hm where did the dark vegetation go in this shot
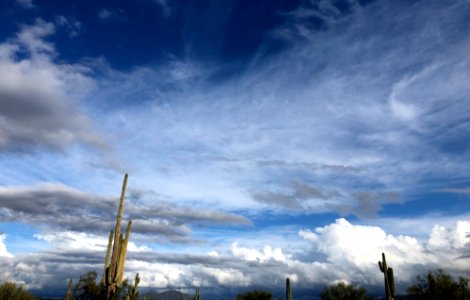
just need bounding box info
[2,175,470,300]
[319,282,374,300]
[407,269,470,300]
[2,270,470,300]
[0,282,35,300]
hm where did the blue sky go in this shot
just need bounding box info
[0,0,470,297]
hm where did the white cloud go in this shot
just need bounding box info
[34,232,109,252]
[15,19,55,55]
[389,97,417,121]
[34,231,151,253]
[300,218,470,283]
[231,242,289,263]
[0,234,13,258]
[126,259,250,288]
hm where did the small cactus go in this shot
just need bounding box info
[127,273,140,300]
[378,252,396,300]
[286,277,292,300]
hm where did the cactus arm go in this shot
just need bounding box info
[118,220,132,283]
[129,273,140,300]
[379,252,387,272]
[103,229,114,283]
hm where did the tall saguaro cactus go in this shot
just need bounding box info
[193,288,200,300]
[378,252,396,300]
[64,279,72,300]
[286,277,292,300]
[104,174,132,300]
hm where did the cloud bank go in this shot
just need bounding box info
[1,217,470,295]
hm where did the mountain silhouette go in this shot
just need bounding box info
[141,289,193,300]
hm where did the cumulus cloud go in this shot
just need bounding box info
[0,19,104,153]
[131,218,470,291]
[231,242,288,263]
[299,218,470,284]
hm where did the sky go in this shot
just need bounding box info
[0,0,470,298]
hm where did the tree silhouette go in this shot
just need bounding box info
[407,269,470,300]
[0,282,35,300]
[319,282,374,300]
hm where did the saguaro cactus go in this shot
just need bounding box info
[104,174,132,300]
[127,273,140,300]
[286,277,292,300]
[378,252,396,300]
[193,288,200,300]
[64,279,72,300]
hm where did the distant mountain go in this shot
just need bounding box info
[141,289,193,300]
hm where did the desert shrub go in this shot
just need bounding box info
[407,269,470,300]
[319,282,374,300]
[73,270,105,300]
[0,281,35,300]
[73,270,131,300]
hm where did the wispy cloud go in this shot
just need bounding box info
[97,8,126,22]
[55,16,82,37]
[84,0,470,216]
[15,0,34,9]
[153,0,171,17]
[435,188,470,195]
